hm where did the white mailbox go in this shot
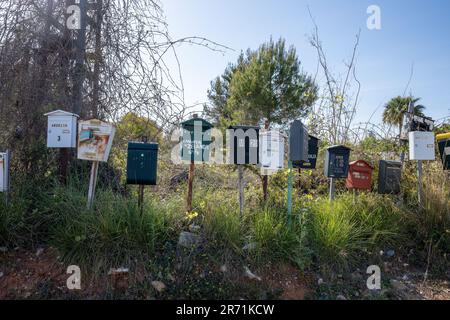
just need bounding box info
[260,130,285,171]
[45,110,79,148]
[0,151,10,193]
[409,131,436,161]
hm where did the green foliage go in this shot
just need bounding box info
[382,96,426,131]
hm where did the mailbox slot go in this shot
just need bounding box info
[127,142,158,185]
[346,160,374,190]
[324,145,351,178]
[289,120,308,164]
[378,160,402,195]
[228,125,259,165]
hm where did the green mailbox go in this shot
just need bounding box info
[181,118,214,162]
[127,142,158,185]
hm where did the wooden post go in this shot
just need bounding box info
[417,160,423,208]
[287,160,293,226]
[238,165,244,219]
[4,150,11,206]
[187,160,195,213]
[59,148,69,184]
[138,185,144,215]
[353,188,357,204]
[87,161,99,210]
[329,178,336,201]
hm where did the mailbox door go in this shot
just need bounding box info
[47,117,73,148]
[378,161,401,194]
[290,121,308,163]
[127,144,158,185]
[297,136,319,169]
[328,151,349,178]
[438,139,450,170]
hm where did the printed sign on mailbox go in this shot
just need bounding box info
[77,120,115,162]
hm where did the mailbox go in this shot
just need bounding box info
[324,145,351,178]
[228,125,259,165]
[378,160,402,195]
[289,120,308,164]
[437,133,450,170]
[44,110,79,148]
[346,160,374,190]
[260,130,285,170]
[77,119,116,162]
[295,135,319,169]
[409,131,435,161]
[127,142,158,185]
[181,118,213,162]
[0,151,10,193]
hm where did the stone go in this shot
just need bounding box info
[0,272,4,278]
[178,232,200,248]
[242,242,257,251]
[36,248,44,257]
[189,224,201,233]
[244,267,261,281]
[108,267,129,275]
[336,295,347,300]
[151,281,166,293]
[318,278,324,285]
[220,265,228,273]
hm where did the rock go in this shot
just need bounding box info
[402,275,410,281]
[188,224,201,233]
[379,250,384,256]
[0,272,4,278]
[0,247,7,253]
[317,278,324,285]
[178,232,200,248]
[242,242,257,251]
[386,250,395,258]
[108,267,129,275]
[151,281,166,293]
[336,295,347,300]
[36,248,44,257]
[220,265,228,273]
[244,266,262,281]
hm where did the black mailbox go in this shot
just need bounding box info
[324,145,351,178]
[378,160,402,194]
[437,134,450,170]
[228,125,259,165]
[289,120,308,164]
[296,135,319,169]
[181,118,214,162]
[127,142,158,185]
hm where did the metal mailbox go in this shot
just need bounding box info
[409,131,435,161]
[346,160,374,190]
[437,133,450,170]
[77,119,116,162]
[324,145,351,178]
[127,142,158,185]
[44,110,79,148]
[228,125,259,165]
[0,151,10,192]
[260,130,285,170]
[181,118,213,163]
[289,120,308,164]
[378,160,402,195]
[295,135,319,169]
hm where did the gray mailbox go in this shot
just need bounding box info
[378,160,402,195]
[324,145,351,178]
[289,120,308,164]
[295,135,320,169]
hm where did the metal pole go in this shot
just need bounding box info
[329,178,336,201]
[417,160,423,208]
[138,185,144,215]
[238,165,244,219]
[187,160,195,213]
[5,150,10,206]
[287,160,293,226]
[87,161,99,209]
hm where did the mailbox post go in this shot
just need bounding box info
[0,150,11,204]
[324,145,351,201]
[181,116,214,213]
[227,125,260,219]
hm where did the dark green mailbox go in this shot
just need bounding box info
[181,118,214,162]
[324,145,351,178]
[127,142,158,185]
[378,160,401,194]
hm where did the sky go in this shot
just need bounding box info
[161,0,450,126]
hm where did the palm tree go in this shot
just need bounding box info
[382,96,426,135]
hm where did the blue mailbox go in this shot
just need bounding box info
[324,145,351,178]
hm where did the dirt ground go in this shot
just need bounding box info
[0,247,448,300]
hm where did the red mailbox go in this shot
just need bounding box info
[346,160,374,190]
